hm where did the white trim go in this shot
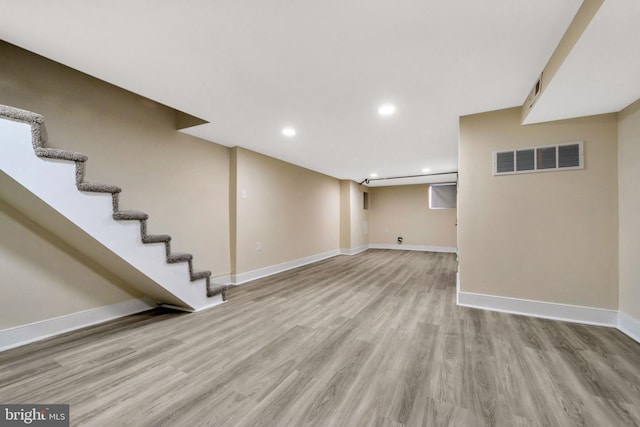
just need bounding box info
[0,297,157,352]
[160,304,196,313]
[618,311,640,344]
[161,297,225,313]
[457,291,618,327]
[340,245,369,256]
[210,275,232,286]
[369,243,457,253]
[232,249,341,285]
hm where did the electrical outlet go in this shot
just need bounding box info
[256,242,262,251]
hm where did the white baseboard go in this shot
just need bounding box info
[618,311,640,343]
[0,297,157,352]
[161,293,226,313]
[340,245,369,255]
[369,243,457,253]
[232,249,341,285]
[211,275,232,286]
[457,291,618,327]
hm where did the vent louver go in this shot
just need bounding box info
[494,142,583,176]
[558,144,581,168]
[496,151,514,173]
[516,149,535,171]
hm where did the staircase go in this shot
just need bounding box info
[0,104,227,311]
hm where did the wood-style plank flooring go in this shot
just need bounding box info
[1,250,639,426]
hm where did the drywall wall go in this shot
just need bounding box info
[368,184,457,249]
[340,180,369,253]
[0,40,231,278]
[459,107,618,309]
[233,148,340,274]
[350,182,369,250]
[0,200,141,329]
[339,181,352,249]
[339,180,369,251]
[618,98,640,321]
[229,148,239,274]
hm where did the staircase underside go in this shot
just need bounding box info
[0,171,186,306]
[0,106,226,311]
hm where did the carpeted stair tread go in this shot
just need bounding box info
[190,270,212,281]
[77,182,122,194]
[113,210,149,221]
[35,147,87,162]
[0,105,44,124]
[142,234,172,244]
[207,285,228,299]
[167,253,193,263]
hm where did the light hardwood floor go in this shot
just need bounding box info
[1,250,639,426]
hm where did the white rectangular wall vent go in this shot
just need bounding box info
[493,141,583,176]
[429,183,457,209]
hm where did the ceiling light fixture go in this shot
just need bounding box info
[378,104,396,116]
[282,127,296,137]
[422,168,431,173]
[369,173,378,178]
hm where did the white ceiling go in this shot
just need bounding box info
[525,0,640,124]
[4,0,633,183]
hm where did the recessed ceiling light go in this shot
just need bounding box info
[282,127,296,137]
[378,104,396,116]
[422,168,431,173]
[370,173,378,178]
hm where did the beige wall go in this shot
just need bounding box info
[339,181,369,251]
[0,201,141,329]
[369,185,457,249]
[233,148,340,274]
[618,99,640,320]
[350,182,369,249]
[0,41,231,279]
[339,181,351,249]
[459,107,618,308]
[229,148,239,273]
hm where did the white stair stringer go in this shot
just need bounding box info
[0,113,223,312]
